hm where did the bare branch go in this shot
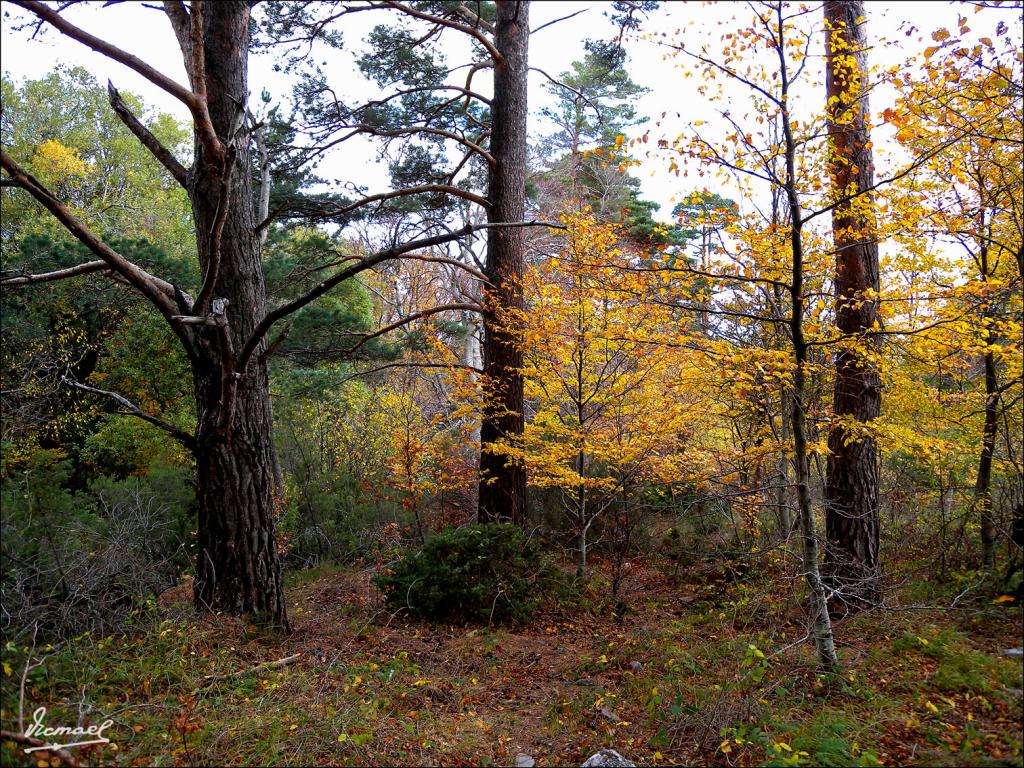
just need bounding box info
[463,61,493,110]
[198,653,302,687]
[64,372,196,451]
[189,0,207,101]
[0,260,110,286]
[354,124,496,167]
[379,0,502,63]
[12,0,225,169]
[12,1,192,102]
[238,219,559,372]
[444,146,479,187]
[362,83,492,112]
[0,731,83,768]
[237,223,474,371]
[663,39,783,108]
[258,183,489,231]
[337,361,482,387]
[531,67,605,124]
[193,146,237,314]
[1,150,184,324]
[453,2,495,34]
[161,0,192,71]
[401,252,489,283]
[107,81,189,187]
[346,302,481,357]
[531,9,588,36]
[261,322,292,362]
[252,113,272,247]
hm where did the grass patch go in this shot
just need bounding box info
[2,561,1020,767]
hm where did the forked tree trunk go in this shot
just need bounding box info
[479,0,530,524]
[188,2,288,629]
[823,0,882,610]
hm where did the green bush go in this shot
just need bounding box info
[374,523,553,623]
[275,466,411,569]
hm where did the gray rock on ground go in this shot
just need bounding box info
[1001,647,1023,658]
[581,748,636,767]
[515,754,536,768]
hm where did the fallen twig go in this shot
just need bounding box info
[0,730,84,768]
[198,653,302,686]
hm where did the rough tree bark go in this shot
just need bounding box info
[479,0,530,524]
[4,0,520,629]
[174,2,289,627]
[823,0,883,610]
[2,0,290,629]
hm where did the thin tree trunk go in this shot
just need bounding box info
[823,0,882,609]
[975,344,999,571]
[971,229,1002,572]
[779,13,840,670]
[189,1,288,629]
[463,312,483,443]
[577,517,590,580]
[270,433,285,503]
[938,471,953,580]
[776,385,794,539]
[575,447,588,579]
[479,0,530,524]
[792,357,839,671]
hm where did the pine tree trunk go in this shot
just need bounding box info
[823,0,882,609]
[188,1,288,629]
[193,369,287,627]
[479,0,530,524]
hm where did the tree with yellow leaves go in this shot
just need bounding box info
[658,0,848,669]
[885,26,1023,571]
[498,212,697,581]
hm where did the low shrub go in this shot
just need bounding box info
[0,453,193,641]
[374,523,554,623]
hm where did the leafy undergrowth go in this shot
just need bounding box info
[2,558,1021,767]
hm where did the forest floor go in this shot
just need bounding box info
[2,555,1022,767]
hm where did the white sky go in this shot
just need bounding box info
[2,1,1020,224]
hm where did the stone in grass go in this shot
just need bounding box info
[581,749,636,767]
[1001,647,1023,658]
[515,754,536,768]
